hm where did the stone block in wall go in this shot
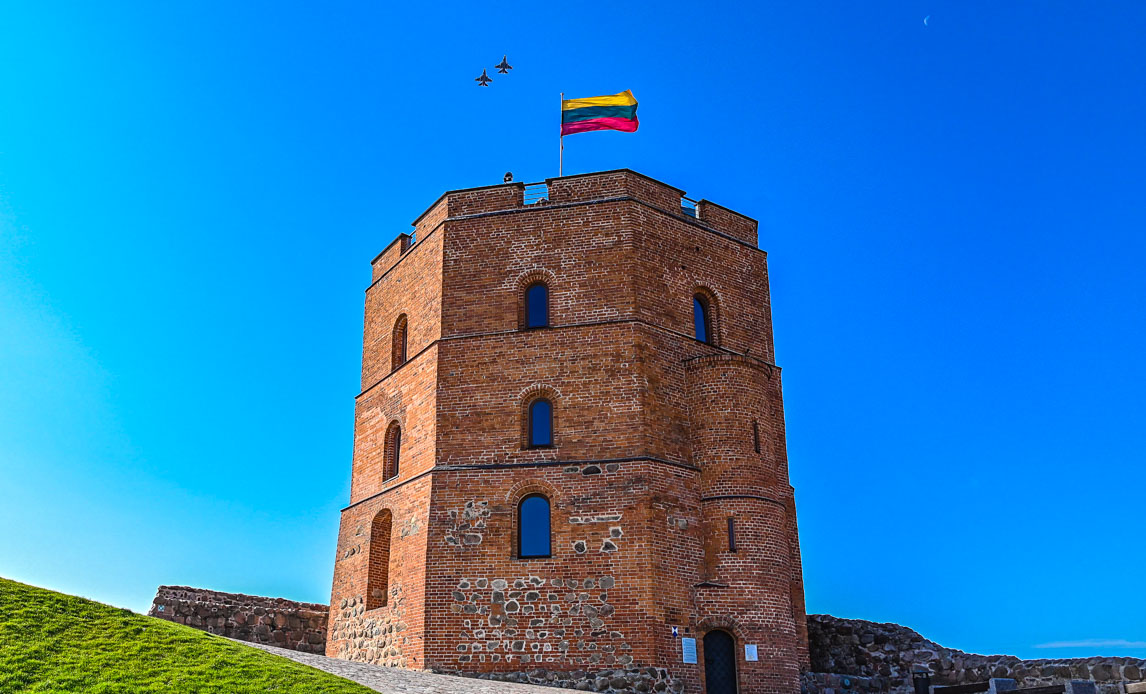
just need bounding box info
[1125,683,1146,694]
[988,679,1017,694]
[1066,681,1097,694]
[802,671,894,694]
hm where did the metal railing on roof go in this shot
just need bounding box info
[521,184,702,218]
[680,196,698,218]
[523,182,549,205]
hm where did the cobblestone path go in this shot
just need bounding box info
[237,641,556,693]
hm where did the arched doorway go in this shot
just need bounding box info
[703,629,737,694]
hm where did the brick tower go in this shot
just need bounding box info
[327,170,809,694]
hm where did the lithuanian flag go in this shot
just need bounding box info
[561,90,639,136]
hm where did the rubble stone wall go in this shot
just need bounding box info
[148,585,328,653]
[806,614,1145,694]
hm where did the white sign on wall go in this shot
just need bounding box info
[745,644,759,661]
[681,637,698,664]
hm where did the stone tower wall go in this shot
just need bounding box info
[327,475,431,669]
[326,198,444,669]
[329,170,808,694]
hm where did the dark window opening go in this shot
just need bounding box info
[518,494,552,558]
[385,422,402,480]
[391,315,408,371]
[525,283,549,329]
[752,419,761,454]
[528,398,553,448]
[727,517,737,553]
[693,294,712,344]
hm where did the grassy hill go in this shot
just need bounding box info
[0,577,375,693]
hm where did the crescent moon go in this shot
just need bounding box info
[923,15,930,26]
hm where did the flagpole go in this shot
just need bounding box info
[559,92,564,178]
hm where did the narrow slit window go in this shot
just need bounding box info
[391,315,408,371]
[693,294,713,345]
[752,420,761,454]
[727,517,737,553]
[385,422,402,480]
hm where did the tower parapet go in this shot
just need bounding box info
[329,169,806,694]
[396,169,759,252]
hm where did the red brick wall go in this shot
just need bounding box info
[631,204,774,363]
[362,227,442,391]
[697,200,758,247]
[329,170,807,694]
[422,462,680,674]
[435,328,644,465]
[348,343,439,504]
[327,475,431,669]
[439,200,635,338]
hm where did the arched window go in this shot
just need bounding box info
[524,282,549,329]
[527,398,553,448]
[391,315,408,372]
[384,422,401,480]
[366,509,392,610]
[693,293,714,345]
[518,494,551,558]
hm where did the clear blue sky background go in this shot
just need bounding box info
[2,1,1143,661]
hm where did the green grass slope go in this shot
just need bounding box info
[0,577,375,693]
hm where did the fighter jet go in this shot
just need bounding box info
[495,55,513,74]
[475,68,492,86]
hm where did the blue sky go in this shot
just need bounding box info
[1,1,1143,661]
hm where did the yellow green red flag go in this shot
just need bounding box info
[561,90,639,136]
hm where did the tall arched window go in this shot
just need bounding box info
[518,494,551,558]
[384,421,402,480]
[366,509,392,610]
[527,398,553,448]
[693,294,713,345]
[391,314,408,372]
[524,282,549,329]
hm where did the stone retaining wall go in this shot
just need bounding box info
[148,585,329,653]
[803,671,890,693]
[807,615,1145,694]
[434,665,683,692]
